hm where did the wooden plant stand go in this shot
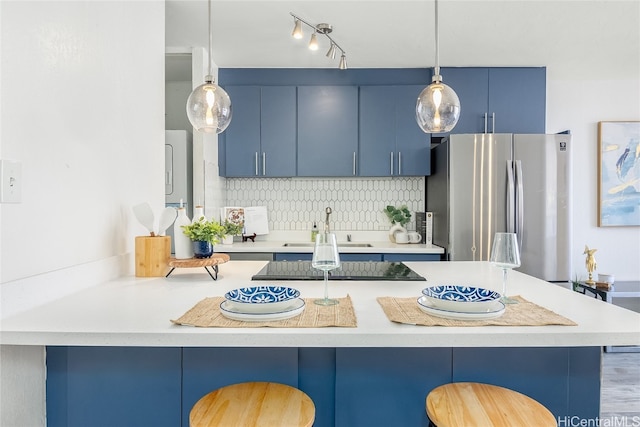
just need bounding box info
[166,253,230,281]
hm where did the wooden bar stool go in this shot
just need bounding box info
[190,381,315,427]
[426,382,557,427]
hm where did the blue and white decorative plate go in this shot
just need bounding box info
[224,286,301,313]
[220,298,305,322]
[421,285,501,313]
[417,296,505,320]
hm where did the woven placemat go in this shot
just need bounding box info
[171,295,357,328]
[377,295,576,326]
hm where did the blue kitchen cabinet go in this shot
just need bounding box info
[275,252,382,261]
[382,253,441,261]
[46,346,182,427]
[221,86,296,177]
[433,67,546,136]
[297,86,359,176]
[359,85,430,176]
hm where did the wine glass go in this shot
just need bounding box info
[489,232,521,304]
[312,232,341,306]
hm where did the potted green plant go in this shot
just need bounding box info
[221,220,243,245]
[384,205,412,242]
[181,218,225,258]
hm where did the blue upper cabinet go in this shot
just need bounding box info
[221,86,297,177]
[360,85,430,176]
[488,67,546,134]
[433,67,545,136]
[297,86,358,176]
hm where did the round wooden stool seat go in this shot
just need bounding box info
[189,381,315,427]
[426,382,556,427]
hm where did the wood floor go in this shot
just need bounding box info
[601,351,640,420]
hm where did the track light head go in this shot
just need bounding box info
[308,32,319,51]
[292,19,303,39]
[326,43,337,59]
[339,54,347,70]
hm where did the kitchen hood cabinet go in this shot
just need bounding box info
[221,86,296,177]
[359,85,430,176]
[432,67,546,135]
[297,86,358,176]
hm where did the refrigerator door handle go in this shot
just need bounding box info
[506,160,516,233]
[515,159,524,248]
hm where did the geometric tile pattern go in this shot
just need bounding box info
[226,177,425,231]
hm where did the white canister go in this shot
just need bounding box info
[174,207,194,259]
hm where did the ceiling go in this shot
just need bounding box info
[165,0,639,81]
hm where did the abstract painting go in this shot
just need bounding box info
[598,121,640,226]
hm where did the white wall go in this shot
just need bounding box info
[546,70,640,281]
[0,1,165,425]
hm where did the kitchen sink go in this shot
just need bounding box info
[283,242,372,248]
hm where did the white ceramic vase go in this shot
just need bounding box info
[174,207,194,259]
[222,235,234,245]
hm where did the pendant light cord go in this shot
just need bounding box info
[434,0,440,77]
[207,0,214,79]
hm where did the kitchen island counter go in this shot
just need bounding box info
[2,261,638,348]
[4,261,638,427]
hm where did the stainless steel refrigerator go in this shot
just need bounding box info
[427,133,572,282]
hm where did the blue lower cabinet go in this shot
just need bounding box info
[335,348,451,427]
[46,346,600,426]
[382,253,441,262]
[275,253,383,261]
[46,346,182,427]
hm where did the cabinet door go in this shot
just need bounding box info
[488,67,546,134]
[261,86,297,176]
[434,67,490,135]
[395,85,431,175]
[359,86,396,176]
[222,86,261,177]
[297,86,358,176]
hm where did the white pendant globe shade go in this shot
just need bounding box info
[416,81,460,133]
[186,80,232,134]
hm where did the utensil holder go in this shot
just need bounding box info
[135,236,170,277]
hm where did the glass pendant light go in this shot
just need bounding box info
[416,0,460,133]
[186,0,232,134]
[308,32,319,51]
[292,19,303,39]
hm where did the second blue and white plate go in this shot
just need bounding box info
[417,296,505,320]
[225,286,300,313]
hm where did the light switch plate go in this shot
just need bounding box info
[0,159,22,203]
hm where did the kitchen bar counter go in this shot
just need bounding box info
[4,261,639,427]
[2,261,638,348]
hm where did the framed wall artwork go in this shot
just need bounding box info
[597,121,640,226]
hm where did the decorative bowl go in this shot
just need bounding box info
[224,286,301,313]
[421,285,501,313]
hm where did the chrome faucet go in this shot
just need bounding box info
[324,207,332,233]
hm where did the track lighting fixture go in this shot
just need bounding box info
[290,12,347,70]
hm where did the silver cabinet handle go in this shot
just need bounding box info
[262,152,266,176]
[506,160,515,233]
[484,113,488,133]
[514,159,524,249]
[398,151,402,175]
[491,112,496,134]
[255,152,259,176]
[352,152,357,176]
[390,152,394,175]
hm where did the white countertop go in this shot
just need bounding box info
[1,261,638,348]
[213,240,444,254]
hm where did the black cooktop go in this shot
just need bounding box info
[251,261,426,281]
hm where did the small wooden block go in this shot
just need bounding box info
[135,236,170,277]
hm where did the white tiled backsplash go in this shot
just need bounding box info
[225,177,425,231]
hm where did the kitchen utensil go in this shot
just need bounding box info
[158,207,177,236]
[132,202,155,236]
